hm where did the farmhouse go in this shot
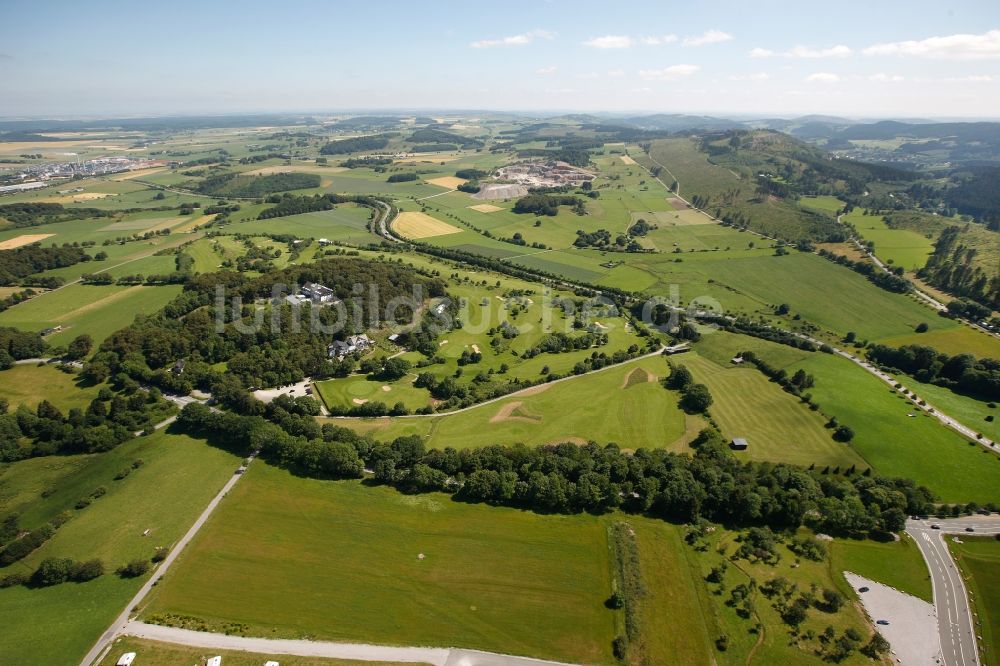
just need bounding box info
[731,438,749,450]
[171,359,186,375]
[328,334,373,359]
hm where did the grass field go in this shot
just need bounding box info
[142,464,619,665]
[0,430,241,665]
[884,374,1000,443]
[0,284,182,347]
[829,535,932,602]
[681,348,867,469]
[842,209,934,271]
[948,537,1000,666]
[0,364,101,413]
[335,356,692,450]
[883,323,1000,360]
[98,638,427,666]
[790,352,1000,504]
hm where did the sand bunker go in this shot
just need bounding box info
[352,398,369,405]
[381,385,392,392]
[0,234,55,250]
[468,204,503,213]
[393,211,463,239]
[473,184,528,200]
[426,176,466,189]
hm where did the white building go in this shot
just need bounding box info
[301,282,338,304]
[328,334,373,359]
[116,654,136,666]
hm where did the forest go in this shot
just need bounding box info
[918,226,1000,309]
[0,244,90,284]
[319,135,391,155]
[193,172,320,198]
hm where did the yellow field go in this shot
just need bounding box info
[243,164,346,176]
[110,167,168,181]
[393,211,463,239]
[620,155,637,165]
[468,204,503,213]
[0,233,55,249]
[425,176,467,189]
[37,192,115,204]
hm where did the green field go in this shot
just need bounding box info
[883,323,1000,359]
[98,637,425,666]
[949,537,1000,666]
[829,535,933,602]
[790,352,1000,504]
[143,464,618,665]
[336,355,692,450]
[681,346,867,469]
[0,363,102,413]
[0,431,241,665]
[0,284,182,347]
[842,209,934,271]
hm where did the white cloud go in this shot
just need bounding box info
[805,72,840,82]
[869,73,905,82]
[640,34,678,46]
[583,35,633,49]
[730,72,771,81]
[863,30,1000,60]
[470,29,555,48]
[536,66,557,75]
[638,64,700,80]
[607,68,626,77]
[750,44,851,58]
[683,30,733,47]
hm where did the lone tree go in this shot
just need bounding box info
[66,334,93,361]
[680,383,713,414]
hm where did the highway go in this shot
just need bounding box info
[906,515,1000,666]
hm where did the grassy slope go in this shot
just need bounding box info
[0,284,182,346]
[335,356,689,450]
[680,349,866,469]
[948,537,1000,666]
[0,364,102,413]
[98,637,427,666]
[791,352,1000,504]
[143,464,618,665]
[0,430,240,666]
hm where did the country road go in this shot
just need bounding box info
[117,621,584,666]
[80,452,256,666]
[906,515,1000,666]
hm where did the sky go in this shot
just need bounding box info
[1,0,999,119]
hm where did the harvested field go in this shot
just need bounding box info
[109,167,167,181]
[393,212,462,239]
[666,197,689,210]
[620,155,636,165]
[0,233,55,249]
[38,192,115,204]
[468,204,503,213]
[473,183,528,200]
[425,176,466,189]
[244,165,346,176]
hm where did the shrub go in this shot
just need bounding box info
[31,557,73,587]
[116,559,150,578]
[69,559,104,582]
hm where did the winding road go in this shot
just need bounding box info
[906,515,1000,666]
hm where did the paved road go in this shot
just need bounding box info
[906,515,1000,666]
[80,453,256,666]
[118,621,583,666]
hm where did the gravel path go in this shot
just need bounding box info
[120,622,584,666]
[843,572,940,665]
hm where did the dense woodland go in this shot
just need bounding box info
[0,202,114,228]
[178,406,935,537]
[90,258,446,400]
[0,244,89,284]
[192,172,320,198]
[919,226,1000,309]
[866,344,1000,402]
[513,193,586,216]
[319,135,391,155]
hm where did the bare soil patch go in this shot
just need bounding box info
[621,368,654,389]
[0,233,55,249]
[666,197,690,210]
[620,155,636,165]
[489,401,542,424]
[473,184,528,200]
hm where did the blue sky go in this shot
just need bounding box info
[1,0,998,118]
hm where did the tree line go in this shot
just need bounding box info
[866,343,1000,402]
